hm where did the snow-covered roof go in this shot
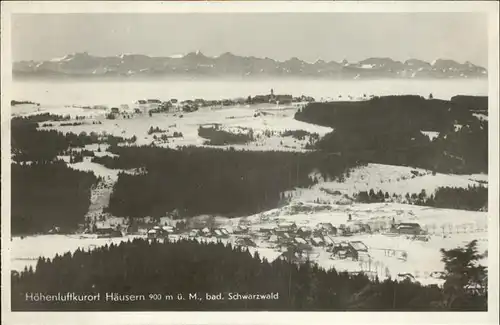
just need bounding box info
[148,229,157,234]
[278,222,296,228]
[350,241,368,251]
[295,237,307,244]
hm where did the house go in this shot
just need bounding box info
[234,237,257,248]
[337,227,352,237]
[275,221,297,233]
[147,99,162,104]
[213,228,229,239]
[430,271,445,279]
[201,227,212,237]
[331,242,356,260]
[95,227,122,238]
[310,237,325,247]
[189,229,201,238]
[274,233,294,247]
[278,244,311,263]
[159,101,173,112]
[147,229,159,239]
[317,222,337,235]
[162,226,175,234]
[147,226,169,239]
[394,223,422,235]
[397,273,416,283]
[273,94,293,105]
[233,225,249,235]
[349,241,368,252]
[296,226,312,237]
[259,227,274,234]
[212,229,223,238]
[330,241,366,261]
[219,228,230,236]
[294,237,308,245]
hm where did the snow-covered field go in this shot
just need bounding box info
[286,163,488,205]
[26,104,330,151]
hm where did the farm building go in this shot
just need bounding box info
[330,241,368,261]
[394,223,422,235]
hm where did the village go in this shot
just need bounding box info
[85,88,317,119]
[78,206,455,286]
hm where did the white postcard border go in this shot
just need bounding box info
[1,2,498,325]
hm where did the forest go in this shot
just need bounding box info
[198,125,254,145]
[11,114,135,163]
[91,145,361,218]
[296,95,488,174]
[355,185,487,211]
[11,238,487,311]
[11,162,97,235]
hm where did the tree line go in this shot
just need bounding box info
[91,145,361,219]
[355,185,487,211]
[295,95,488,174]
[11,238,487,311]
[11,161,97,235]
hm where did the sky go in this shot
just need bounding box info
[11,13,488,66]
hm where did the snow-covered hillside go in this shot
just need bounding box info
[285,163,487,205]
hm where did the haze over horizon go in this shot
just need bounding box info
[12,13,488,67]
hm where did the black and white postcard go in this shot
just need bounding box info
[1,1,499,325]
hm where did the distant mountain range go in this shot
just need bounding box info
[13,52,488,80]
